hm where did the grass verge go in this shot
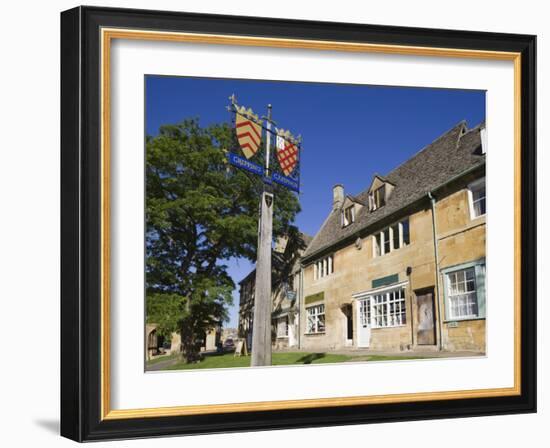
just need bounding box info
[166,352,352,370]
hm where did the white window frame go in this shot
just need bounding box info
[306,304,326,334]
[374,185,386,209]
[370,287,407,328]
[480,127,487,154]
[372,218,410,257]
[382,227,391,254]
[372,232,381,257]
[314,254,334,280]
[354,285,407,329]
[276,316,289,338]
[468,177,486,219]
[341,205,355,227]
[445,267,479,320]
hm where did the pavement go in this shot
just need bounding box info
[324,348,486,358]
[146,355,179,371]
[146,349,232,371]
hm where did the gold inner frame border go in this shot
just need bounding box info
[100,27,522,420]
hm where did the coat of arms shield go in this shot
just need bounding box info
[276,135,299,176]
[235,113,262,159]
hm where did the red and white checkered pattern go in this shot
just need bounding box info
[276,137,298,176]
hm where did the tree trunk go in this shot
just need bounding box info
[180,318,202,363]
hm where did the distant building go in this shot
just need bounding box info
[221,327,238,343]
[145,324,160,360]
[168,324,221,354]
[238,232,312,350]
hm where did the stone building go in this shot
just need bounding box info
[238,232,312,351]
[145,324,161,360]
[299,121,486,354]
[167,325,221,355]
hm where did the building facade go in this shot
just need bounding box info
[299,121,486,353]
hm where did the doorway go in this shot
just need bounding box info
[415,288,436,345]
[356,298,371,348]
[341,304,353,346]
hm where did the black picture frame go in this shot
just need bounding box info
[61,5,536,442]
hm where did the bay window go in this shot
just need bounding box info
[371,288,406,328]
[359,287,407,329]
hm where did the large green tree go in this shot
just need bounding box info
[146,118,300,363]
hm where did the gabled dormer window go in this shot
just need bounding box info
[369,184,387,211]
[373,185,386,209]
[367,175,394,212]
[341,205,355,227]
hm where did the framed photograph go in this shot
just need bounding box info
[60,6,536,441]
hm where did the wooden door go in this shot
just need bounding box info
[416,289,436,345]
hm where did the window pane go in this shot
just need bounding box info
[392,224,400,249]
[342,206,354,226]
[473,184,486,202]
[369,288,406,328]
[307,315,315,333]
[402,219,410,245]
[383,228,391,253]
[375,234,381,256]
[474,197,486,216]
[447,267,479,318]
[377,185,386,207]
[471,182,486,217]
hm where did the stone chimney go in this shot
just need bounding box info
[333,184,344,210]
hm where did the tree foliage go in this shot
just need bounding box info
[145,118,300,362]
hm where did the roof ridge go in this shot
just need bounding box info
[331,122,468,201]
[384,120,466,178]
[350,121,466,199]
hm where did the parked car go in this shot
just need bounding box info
[223,338,235,350]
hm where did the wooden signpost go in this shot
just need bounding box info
[227,95,301,366]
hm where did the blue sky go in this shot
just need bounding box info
[146,75,485,328]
